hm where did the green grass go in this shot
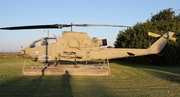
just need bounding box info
[0,57,180,97]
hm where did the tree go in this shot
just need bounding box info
[114,8,180,66]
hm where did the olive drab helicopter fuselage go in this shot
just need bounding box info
[0,24,176,64]
[21,31,109,62]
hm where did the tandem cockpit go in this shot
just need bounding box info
[21,37,57,61]
[30,37,57,48]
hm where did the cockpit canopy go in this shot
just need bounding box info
[30,37,56,48]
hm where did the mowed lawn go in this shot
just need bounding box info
[0,57,180,97]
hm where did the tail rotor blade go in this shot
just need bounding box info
[148,32,161,37]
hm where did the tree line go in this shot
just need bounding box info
[114,8,180,66]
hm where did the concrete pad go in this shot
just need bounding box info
[23,64,110,76]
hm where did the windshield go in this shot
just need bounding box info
[42,38,56,45]
[30,39,41,48]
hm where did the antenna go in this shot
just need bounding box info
[44,30,50,37]
[48,30,49,37]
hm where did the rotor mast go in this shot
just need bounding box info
[71,23,73,31]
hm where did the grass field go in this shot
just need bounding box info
[0,56,180,97]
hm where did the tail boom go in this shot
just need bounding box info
[99,31,175,60]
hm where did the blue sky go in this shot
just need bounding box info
[0,0,180,52]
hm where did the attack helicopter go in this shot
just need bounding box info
[0,23,176,65]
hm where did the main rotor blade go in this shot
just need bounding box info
[72,24,132,28]
[0,24,71,30]
[0,23,132,30]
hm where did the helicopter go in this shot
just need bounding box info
[0,23,176,66]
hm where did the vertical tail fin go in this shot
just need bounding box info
[148,31,175,54]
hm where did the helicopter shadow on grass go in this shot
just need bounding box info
[33,70,73,96]
[110,59,180,84]
[42,61,116,97]
[0,74,74,96]
[0,76,43,97]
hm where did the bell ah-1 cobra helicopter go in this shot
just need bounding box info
[0,23,176,66]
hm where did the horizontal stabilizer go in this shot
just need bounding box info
[127,52,135,56]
